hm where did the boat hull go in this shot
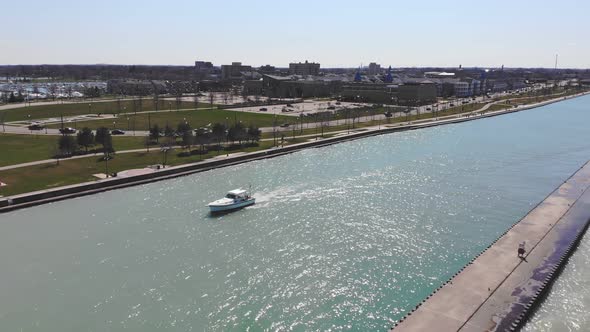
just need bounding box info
[208,199,255,213]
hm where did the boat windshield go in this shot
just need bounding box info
[225,193,236,199]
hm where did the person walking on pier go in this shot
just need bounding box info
[517,242,526,258]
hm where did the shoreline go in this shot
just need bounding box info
[1,91,589,213]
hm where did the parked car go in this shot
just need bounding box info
[195,127,211,134]
[59,127,77,134]
[384,111,393,118]
[286,103,293,107]
[426,107,432,111]
[327,106,336,110]
[280,123,290,128]
[259,107,268,112]
[111,129,125,135]
[28,123,45,130]
[335,101,341,105]
[449,103,455,107]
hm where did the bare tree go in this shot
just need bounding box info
[48,84,58,101]
[209,92,215,107]
[223,90,229,105]
[65,85,73,101]
[192,82,200,110]
[153,92,159,112]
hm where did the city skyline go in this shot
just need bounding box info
[2,0,590,68]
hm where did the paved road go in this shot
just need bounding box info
[0,97,141,111]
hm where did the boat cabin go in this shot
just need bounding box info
[226,189,249,200]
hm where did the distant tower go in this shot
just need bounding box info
[354,70,362,82]
[459,64,462,70]
[501,64,504,71]
[555,54,559,70]
[384,66,393,83]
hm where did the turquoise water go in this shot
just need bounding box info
[1,96,590,331]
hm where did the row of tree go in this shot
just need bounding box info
[1,92,26,103]
[57,127,114,157]
[149,121,262,152]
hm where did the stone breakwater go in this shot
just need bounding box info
[392,160,590,332]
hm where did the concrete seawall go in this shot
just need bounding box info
[1,91,588,213]
[392,160,590,331]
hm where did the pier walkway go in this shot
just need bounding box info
[392,160,590,331]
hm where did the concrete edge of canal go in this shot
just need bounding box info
[391,160,590,332]
[1,91,589,214]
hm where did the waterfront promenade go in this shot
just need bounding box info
[392,161,590,331]
[2,91,589,211]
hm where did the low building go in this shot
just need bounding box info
[243,79,263,95]
[258,65,276,74]
[509,79,526,90]
[194,61,216,80]
[487,80,508,92]
[221,62,252,80]
[454,81,470,97]
[367,63,381,75]
[341,83,396,104]
[261,75,334,98]
[425,71,456,78]
[289,61,320,76]
[194,61,213,70]
[107,79,167,95]
[397,81,438,106]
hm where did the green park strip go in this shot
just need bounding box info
[46,109,292,131]
[0,140,276,196]
[0,91,586,197]
[0,134,147,167]
[0,99,213,122]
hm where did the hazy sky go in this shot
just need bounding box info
[2,0,589,68]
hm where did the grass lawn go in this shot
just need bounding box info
[0,133,148,167]
[0,141,276,196]
[0,99,213,122]
[47,109,292,131]
[486,104,512,112]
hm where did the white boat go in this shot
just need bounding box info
[208,188,255,213]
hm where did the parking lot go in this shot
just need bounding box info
[225,100,370,117]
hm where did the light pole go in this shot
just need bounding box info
[105,151,109,178]
[127,117,130,131]
[225,117,229,156]
[88,103,92,115]
[161,146,170,167]
[273,114,277,146]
